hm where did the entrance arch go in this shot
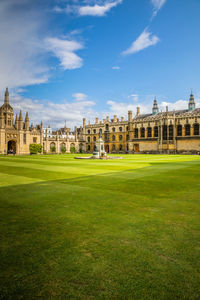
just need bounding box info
[105,145,109,153]
[7,140,16,154]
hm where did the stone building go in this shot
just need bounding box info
[84,92,200,154]
[0,88,43,155]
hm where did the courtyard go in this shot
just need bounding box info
[0,154,200,299]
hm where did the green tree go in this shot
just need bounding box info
[29,144,43,154]
[60,146,66,154]
[70,146,76,153]
[50,145,56,153]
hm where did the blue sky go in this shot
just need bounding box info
[0,0,200,128]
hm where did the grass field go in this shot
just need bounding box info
[0,154,200,299]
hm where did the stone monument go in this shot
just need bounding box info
[92,129,107,159]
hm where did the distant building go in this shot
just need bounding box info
[84,93,200,154]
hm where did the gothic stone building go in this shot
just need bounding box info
[0,88,43,155]
[83,92,200,154]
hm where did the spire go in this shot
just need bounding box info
[25,112,29,121]
[152,97,159,115]
[4,87,9,104]
[188,90,195,111]
[19,110,23,121]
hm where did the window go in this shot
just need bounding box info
[88,130,90,134]
[23,134,26,144]
[147,127,152,138]
[88,145,90,151]
[119,127,122,132]
[141,128,145,138]
[112,127,115,132]
[177,125,182,136]
[194,124,199,135]
[93,129,96,134]
[88,137,90,142]
[126,134,129,141]
[126,126,129,131]
[119,144,123,151]
[134,128,138,138]
[185,124,190,136]
[169,125,173,140]
[33,137,37,143]
[119,135,123,141]
[106,124,109,131]
[112,144,116,151]
[94,136,96,142]
[154,126,158,137]
[163,125,167,140]
[112,135,115,141]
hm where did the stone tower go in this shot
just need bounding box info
[0,88,14,128]
[188,91,195,111]
[152,98,159,115]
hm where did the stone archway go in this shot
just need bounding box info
[7,140,17,154]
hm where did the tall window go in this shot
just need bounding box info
[169,125,173,140]
[126,126,129,131]
[154,126,158,137]
[94,136,96,142]
[23,134,26,144]
[93,129,96,134]
[119,127,122,132]
[88,137,90,142]
[112,135,115,141]
[177,125,182,136]
[147,127,152,138]
[119,135,123,141]
[119,144,123,151]
[141,128,145,138]
[88,145,90,151]
[126,134,129,141]
[185,124,190,136]
[33,137,37,143]
[163,125,167,140]
[134,128,138,138]
[112,127,115,132]
[88,130,90,134]
[106,124,109,131]
[112,144,115,151]
[194,124,199,135]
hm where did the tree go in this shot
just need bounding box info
[50,145,56,153]
[29,144,42,154]
[70,146,76,153]
[60,146,66,154]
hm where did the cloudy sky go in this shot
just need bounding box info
[0,0,200,128]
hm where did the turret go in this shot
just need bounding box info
[4,87,9,105]
[83,118,86,127]
[128,110,132,122]
[25,112,29,130]
[136,107,140,116]
[0,111,5,129]
[15,114,18,129]
[152,98,159,115]
[19,110,23,130]
[188,90,195,111]
[40,121,43,132]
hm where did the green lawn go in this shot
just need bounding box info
[0,154,200,299]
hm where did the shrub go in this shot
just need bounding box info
[60,146,66,154]
[29,144,42,154]
[50,145,56,153]
[70,146,76,153]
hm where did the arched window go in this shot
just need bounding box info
[93,129,96,134]
[169,125,173,140]
[112,144,115,151]
[88,145,90,151]
[134,128,138,138]
[147,127,152,138]
[88,137,90,142]
[112,135,115,141]
[119,144,123,151]
[194,124,199,135]
[94,136,96,142]
[185,124,190,136]
[163,125,167,140]
[106,124,109,131]
[112,127,115,132]
[154,126,158,137]
[119,135,123,141]
[119,127,122,132]
[88,130,90,134]
[177,125,182,136]
[141,128,145,138]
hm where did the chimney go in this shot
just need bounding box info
[83,118,86,127]
[121,116,124,122]
[106,116,109,122]
[166,106,168,113]
[113,115,117,122]
[95,118,99,124]
[136,107,140,116]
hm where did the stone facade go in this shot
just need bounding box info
[0,88,43,155]
[84,93,200,154]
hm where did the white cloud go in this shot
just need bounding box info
[151,0,167,17]
[56,0,123,17]
[0,0,48,91]
[128,94,139,101]
[112,66,120,70]
[122,28,160,55]
[45,38,84,70]
[73,93,88,101]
